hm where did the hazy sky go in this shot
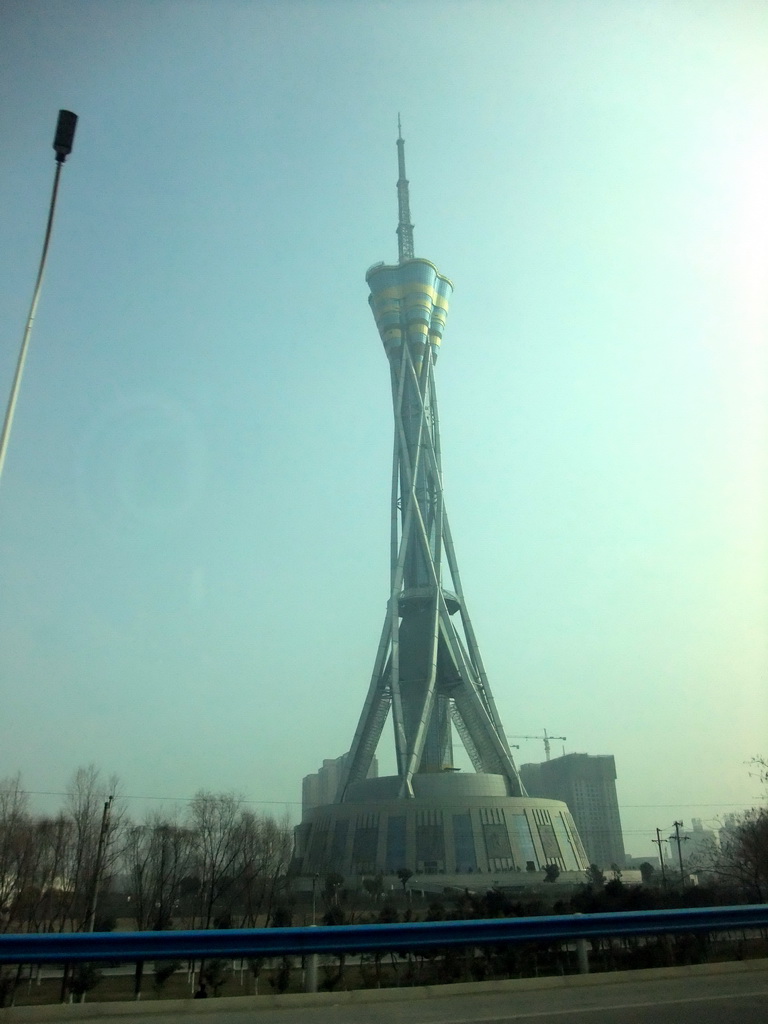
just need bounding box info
[1,0,766,857]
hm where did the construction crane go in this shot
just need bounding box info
[506,728,566,761]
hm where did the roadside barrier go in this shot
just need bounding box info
[1,904,766,967]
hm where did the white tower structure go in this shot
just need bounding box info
[294,127,589,884]
[338,122,523,802]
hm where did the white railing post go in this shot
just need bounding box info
[304,925,318,993]
[574,914,589,974]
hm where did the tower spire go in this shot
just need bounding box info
[396,115,414,263]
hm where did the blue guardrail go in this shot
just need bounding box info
[0,905,767,964]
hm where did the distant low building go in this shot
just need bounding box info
[624,854,660,870]
[520,754,625,870]
[671,817,719,870]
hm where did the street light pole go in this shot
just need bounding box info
[0,110,78,486]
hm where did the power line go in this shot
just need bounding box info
[0,791,662,835]
[3,789,300,807]
[2,789,759,812]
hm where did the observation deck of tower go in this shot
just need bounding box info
[294,126,589,883]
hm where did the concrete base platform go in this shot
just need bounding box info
[293,773,589,882]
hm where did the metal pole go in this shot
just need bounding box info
[76,794,112,1004]
[302,875,319,992]
[84,796,114,933]
[653,828,667,889]
[0,111,78,487]
[672,821,687,885]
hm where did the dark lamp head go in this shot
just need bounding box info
[53,110,78,163]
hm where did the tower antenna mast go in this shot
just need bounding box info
[396,115,414,263]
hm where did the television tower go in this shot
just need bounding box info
[295,126,588,883]
[338,121,524,802]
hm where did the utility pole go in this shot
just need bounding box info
[311,874,318,926]
[670,821,688,886]
[84,795,114,933]
[653,828,668,889]
[67,794,113,1004]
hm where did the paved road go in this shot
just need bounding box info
[193,971,768,1024]
[5,965,768,1023]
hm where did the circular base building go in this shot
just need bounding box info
[294,774,589,883]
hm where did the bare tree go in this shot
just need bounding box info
[19,814,74,934]
[123,812,193,998]
[58,766,123,1002]
[0,777,35,1007]
[58,766,103,930]
[188,791,244,930]
[259,813,293,926]
[714,808,768,902]
[0,774,31,933]
[234,811,292,927]
[749,756,768,796]
[707,757,768,901]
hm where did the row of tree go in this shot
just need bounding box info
[2,760,765,1003]
[671,757,768,902]
[0,766,293,937]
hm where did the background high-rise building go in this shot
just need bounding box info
[302,754,378,817]
[520,754,625,869]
